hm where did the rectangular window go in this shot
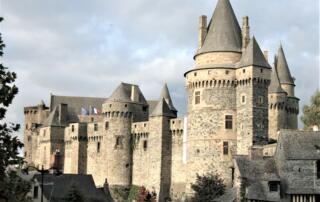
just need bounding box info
[269,182,278,192]
[225,115,233,129]
[33,186,39,199]
[71,125,75,132]
[317,160,320,179]
[142,106,148,112]
[94,124,98,131]
[97,142,100,153]
[115,136,123,149]
[242,95,246,104]
[105,122,109,130]
[223,141,229,155]
[195,91,200,104]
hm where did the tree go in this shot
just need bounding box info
[191,173,226,202]
[301,90,320,129]
[64,184,84,202]
[0,17,31,202]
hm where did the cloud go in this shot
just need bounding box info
[1,0,318,140]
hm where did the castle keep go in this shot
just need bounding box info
[24,0,319,201]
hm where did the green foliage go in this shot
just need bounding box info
[191,173,226,202]
[301,90,320,129]
[64,184,84,202]
[127,185,139,202]
[0,17,31,202]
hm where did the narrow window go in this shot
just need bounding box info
[25,124,28,129]
[97,142,101,153]
[105,122,109,130]
[223,141,229,155]
[143,140,148,151]
[24,152,27,157]
[94,123,98,131]
[115,136,122,148]
[317,160,320,179]
[242,69,246,73]
[225,70,229,75]
[91,117,94,122]
[33,186,39,199]
[43,129,46,137]
[260,68,263,73]
[71,125,75,132]
[195,91,200,104]
[258,96,264,104]
[194,72,197,77]
[225,115,233,129]
[269,182,278,192]
[242,95,246,104]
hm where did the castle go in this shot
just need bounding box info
[24,0,319,201]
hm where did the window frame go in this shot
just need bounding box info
[225,115,233,129]
[94,123,98,131]
[97,142,101,153]
[268,181,278,192]
[33,186,39,199]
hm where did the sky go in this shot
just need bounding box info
[0,0,319,141]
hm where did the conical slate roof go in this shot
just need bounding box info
[269,59,286,94]
[276,45,294,84]
[150,98,176,117]
[196,0,242,56]
[160,83,177,112]
[107,83,147,104]
[238,37,271,68]
[108,83,131,102]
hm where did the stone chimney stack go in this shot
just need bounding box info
[59,103,68,123]
[263,50,269,62]
[198,15,207,49]
[131,85,139,102]
[242,16,250,51]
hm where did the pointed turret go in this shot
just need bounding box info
[160,83,177,114]
[196,0,242,56]
[238,37,271,68]
[269,59,286,94]
[150,98,176,118]
[276,45,294,85]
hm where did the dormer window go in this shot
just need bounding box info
[269,181,278,192]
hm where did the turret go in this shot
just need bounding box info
[236,36,271,154]
[160,83,177,117]
[268,58,287,141]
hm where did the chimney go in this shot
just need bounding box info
[263,51,269,62]
[59,103,68,123]
[198,15,207,49]
[249,146,263,160]
[131,85,139,102]
[242,16,250,51]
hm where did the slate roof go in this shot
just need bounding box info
[237,37,271,69]
[42,106,64,127]
[150,98,176,117]
[213,188,236,202]
[50,95,105,123]
[160,83,177,112]
[196,0,242,56]
[277,130,320,160]
[276,45,294,85]
[147,100,158,114]
[107,82,147,104]
[34,174,111,202]
[234,156,279,201]
[269,62,287,94]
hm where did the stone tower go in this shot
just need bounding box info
[184,0,242,189]
[236,36,271,155]
[268,57,287,140]
[23,101,49,164]
[184,0,271,192]
[275,45,299,129]
[94,83,149,187]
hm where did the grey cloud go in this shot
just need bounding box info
[1,0,318,139]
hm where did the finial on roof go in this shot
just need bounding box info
[238,37,271,68]
[195,0,242,56]
[276,44,294,85]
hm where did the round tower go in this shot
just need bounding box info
[98,83,148,189]
[185,0,242,191]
